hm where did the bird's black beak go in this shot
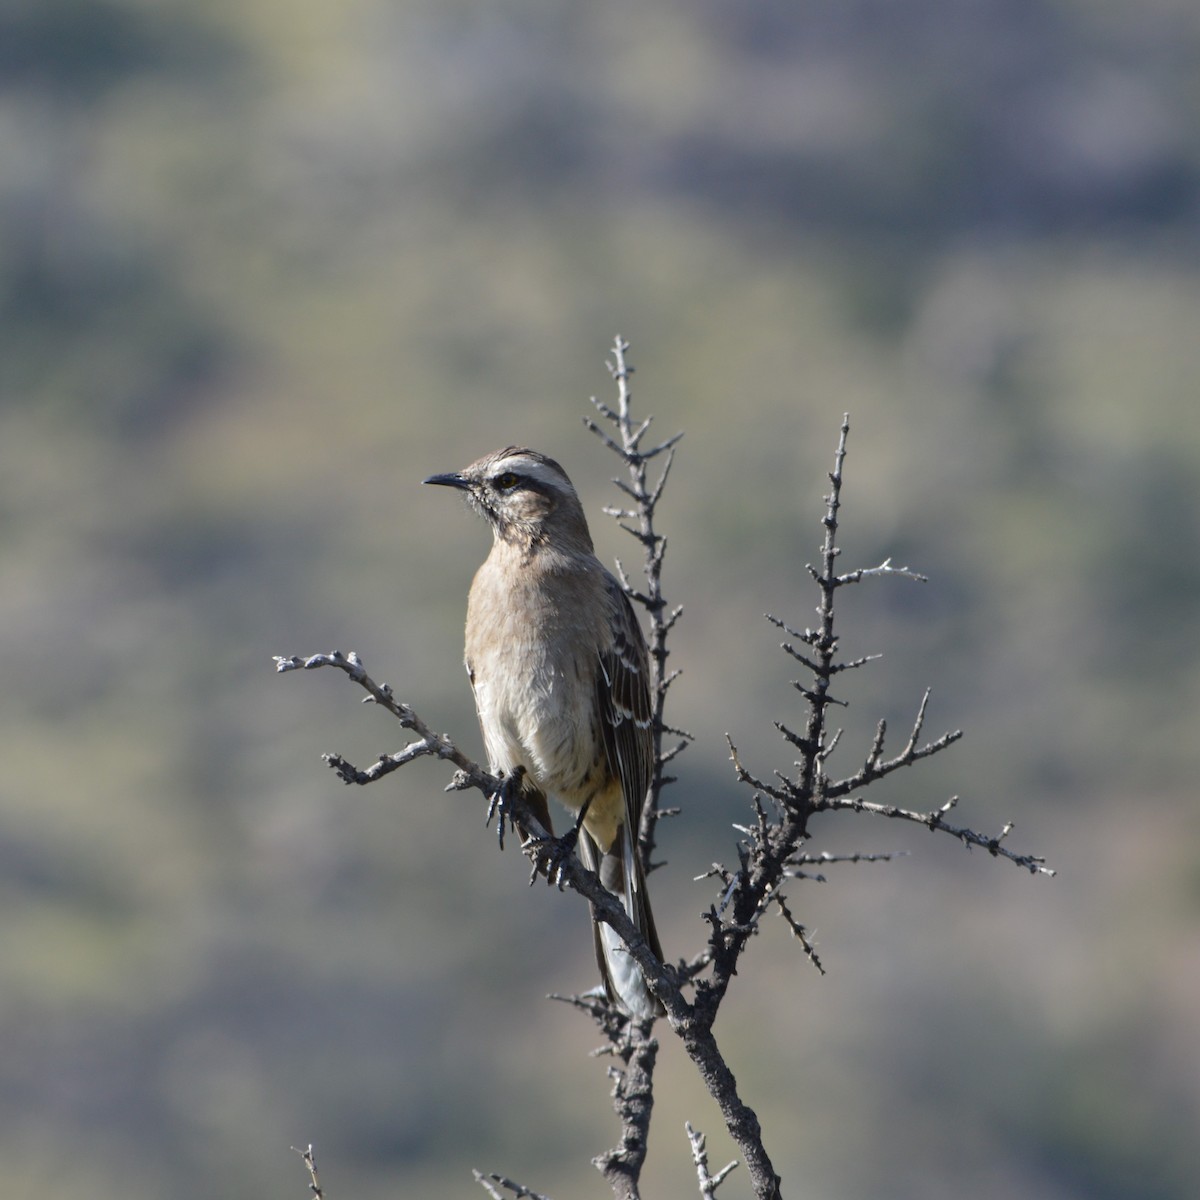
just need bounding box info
[423,472,469,490]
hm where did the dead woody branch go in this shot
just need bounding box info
[277,337,1052,1200]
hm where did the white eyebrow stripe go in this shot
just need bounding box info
[494,456,571,492]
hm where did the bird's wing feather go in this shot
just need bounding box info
[596,574,653,908]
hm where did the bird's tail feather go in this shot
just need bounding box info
[580,831,664,1020]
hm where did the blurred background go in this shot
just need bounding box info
[2,1,1198,1197]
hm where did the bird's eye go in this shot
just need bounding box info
[493,472,521,490]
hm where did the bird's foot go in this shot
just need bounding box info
[524,820,583,890]
[526,797,594,888]
[486,766,527,851]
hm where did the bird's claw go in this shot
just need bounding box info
[525,825,580,890]
[486,766,527,851]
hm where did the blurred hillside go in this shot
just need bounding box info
[2,1,1198,1198]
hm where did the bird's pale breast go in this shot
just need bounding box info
[466,548,615,816]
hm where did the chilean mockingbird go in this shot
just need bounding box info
[425,446,664,1019]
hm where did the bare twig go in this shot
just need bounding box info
[273,651,482,783]
[685,1122,739,1199]
[813,793,1055,875]
[773,892,826,975]
[837,556,928,584]
[472,1171,555,1200]
[291,1144,324,1200]
[785,848,908,882]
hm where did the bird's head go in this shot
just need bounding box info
[424,447,593,551]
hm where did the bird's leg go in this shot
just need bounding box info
[560,795,593,852]
[526,796,593,890]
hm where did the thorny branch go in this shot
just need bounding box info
[277,343,1051,1200]
[543,990,660,1200]
[272,655,673,984]
[586,334,693,876]
[698,417,1053,1026]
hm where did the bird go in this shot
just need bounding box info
[424,446,664,1019]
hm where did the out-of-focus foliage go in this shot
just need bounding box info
[2,1,1198,1197]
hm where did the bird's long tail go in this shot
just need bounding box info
[579,828,664,1020]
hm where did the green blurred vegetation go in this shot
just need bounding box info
[2,1,1198,1197]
